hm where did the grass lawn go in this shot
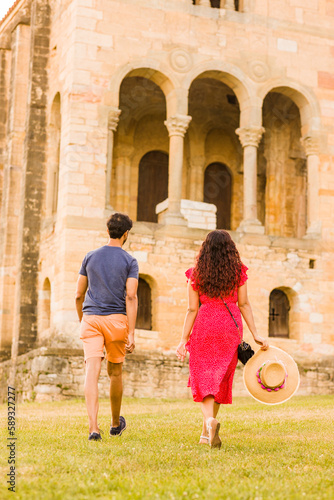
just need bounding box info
[1,395,333,499]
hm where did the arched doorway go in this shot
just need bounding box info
[136,278,152,330]
[269,289,290,338]
[114,74,169,216]
[204,162,232,229]
[137,151,169,223]
[262,92,306,238]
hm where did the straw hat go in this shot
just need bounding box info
[243,346,300,405]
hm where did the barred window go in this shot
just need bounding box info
[136,278,152,330]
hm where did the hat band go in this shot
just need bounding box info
[256,362,288,392]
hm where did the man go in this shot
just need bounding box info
[75,213,138,441]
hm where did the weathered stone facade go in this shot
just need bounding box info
[0,0,334,398]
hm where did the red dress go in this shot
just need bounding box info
[185,265,248,404]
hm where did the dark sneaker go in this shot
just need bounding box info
[88,432,102,441]
[109,416,127,437]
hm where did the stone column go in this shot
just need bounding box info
[115,144,134,213]
[236,126,265,234]
[196,0,211,6]
[0,25,31,351]
[163,114,192,225]
[189,156,205,201]
[12,0,51,358]
[225,0,235,10]
[105,107,121,211]
[0,48,11,202]
[302,135,322,238]
[242,0,251,13]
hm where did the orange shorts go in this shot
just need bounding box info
[80,314,129,363]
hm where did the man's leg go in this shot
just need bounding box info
[107,361,123,427]
[84,357,102,433]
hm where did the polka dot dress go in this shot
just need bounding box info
[185,265,248,404]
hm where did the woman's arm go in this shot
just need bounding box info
[237,282,269,350]
[176,280,199,361]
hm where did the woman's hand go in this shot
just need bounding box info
[253,335,269,350]
[176,341,187,361]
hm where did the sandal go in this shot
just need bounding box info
[199,435,210,445]
[206,417,221,449]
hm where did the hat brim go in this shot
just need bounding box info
[243,346,300,405]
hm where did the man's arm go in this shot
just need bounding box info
[125,277,138,353]
[75,275,88,322]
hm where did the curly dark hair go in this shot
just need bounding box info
[192,230,242,298]
[107,213,133,239]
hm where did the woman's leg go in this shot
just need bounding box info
[199,399,220,443]
[200,395,215,421]
[200,396,221,448]
[199,396,214,444]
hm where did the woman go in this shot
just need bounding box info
[176,230,269,449]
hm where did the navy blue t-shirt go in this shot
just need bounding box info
[79,246,139,315]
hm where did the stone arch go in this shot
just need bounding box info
[259,80,321,135]
[46,92,61,216]
[107,60,181,115]
[113,76,169,215]
[184,61,255,119]
[186,74,244,229]
[262,89,308,238]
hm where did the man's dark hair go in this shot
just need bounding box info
[107,213,133,239]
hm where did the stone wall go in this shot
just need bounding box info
[1,347,333,404]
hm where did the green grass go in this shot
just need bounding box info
[1,396,334,499]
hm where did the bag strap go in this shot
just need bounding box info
[223,300,242,343]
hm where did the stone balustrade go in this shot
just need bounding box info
[156,199,217,230]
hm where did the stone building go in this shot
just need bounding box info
[0,0,334,400]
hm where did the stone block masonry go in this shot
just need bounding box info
[0,347,333,404]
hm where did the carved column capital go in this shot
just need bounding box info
[236,126,265,148]
[108,107,122,132]
[301,135,319,156]
[164,114,192,137]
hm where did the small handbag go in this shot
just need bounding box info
[223,300,254,365]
